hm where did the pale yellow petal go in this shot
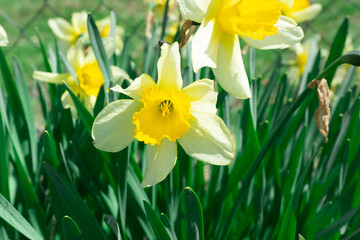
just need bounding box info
[111,66,130,85]
[92,100,142,152]
[33,71,71,84]
[71,11,88,35]
[292,4,322,23]
[67,38,84,69]
[157,42,183,91]
[178,112,234,165]
[191,18,222,73]
[176,0,210,23]
[181,79,217,114]
[0,25,9,47]
[48,18,75,42]
[241,16,304,50]
[141,138,177,187]
[111,74,156,100]
[212,33,251,99]
[61,91,78,118]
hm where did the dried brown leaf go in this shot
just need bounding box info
[308,79,330,142]
[179,20,196,49]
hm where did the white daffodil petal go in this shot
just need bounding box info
[141,138,177,187]
[92,100,142,152]
[71,11,88,35]
[0,25,9,47]
[67,38,84,69]
[192,18,222,73]
[111,66,130,85]
[157,42,183,91]
[182,79,217,114]
[242,16,304,50]
[176,0,210,23]
[48,18,75,42]
[292,4,322,23]
[212,33,251,99]
[61,91,78,118]
[178,112,234,165]
[33,71,71,84]
[111,74,156,100]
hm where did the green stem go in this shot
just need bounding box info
[217,87,313,239]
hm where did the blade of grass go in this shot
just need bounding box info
[0,194,44,240]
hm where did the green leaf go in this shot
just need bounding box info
[316,50,360,81]
[315,203,360,239]
[12,58,38,173]
[323,17,348,85]
[0,89,9,200]
[0,193,44,240]
[44,163,107,240]
[178,187,205,240]
[43,130,60,168]
[63,83,94,134]
[104,215,122,240]
[62,216,83,240]
[143,200,171,240]
[36,29,52,72]
[87,14,113,92]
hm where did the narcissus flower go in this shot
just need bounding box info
[33,39,129,115]
[48,11,124,54]
[177,0,304,98]
[92,42,234,187]
[0,24,8,46]
[279,0,322,23]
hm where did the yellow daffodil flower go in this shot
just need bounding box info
[0,24,9,46]
[92,42,234,187]
[33,39,129,115]
[177,0,304,98]
[279,0,322,23]
[288,41,309,84]
[48,11,124,54]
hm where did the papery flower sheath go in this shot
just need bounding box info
[0,24,9,47]
[177,0,304,98]
[48,11,125,54]
[33,39,129,115]
[279,0,322,23]
[92,42,234,187]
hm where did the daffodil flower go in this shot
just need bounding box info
[92,42,234,187]
[48,11,124,54]
[33,39,129,115]
[177,0,304,98]
[279,0,322,23]
[0,24,9,47]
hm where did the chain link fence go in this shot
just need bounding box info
[0,0,359,69]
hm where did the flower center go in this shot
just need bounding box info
[160,99,173,117]
[76,62,104,98]
[217,0,282,40]
[132,86,192,146]
[100,25,110,38]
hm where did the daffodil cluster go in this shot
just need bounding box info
[38,0,319,187]
[49,11,125,55]
[33,39,129,116]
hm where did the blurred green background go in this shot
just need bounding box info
[1,0,359,75]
